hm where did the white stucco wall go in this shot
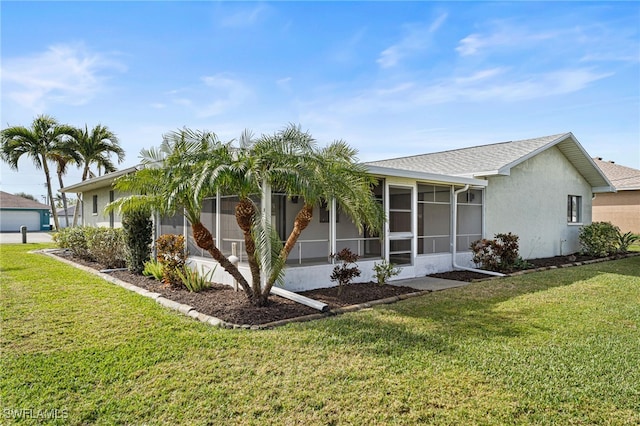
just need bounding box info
[81,187,127,228]
[484,146,592,259]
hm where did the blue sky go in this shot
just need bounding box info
[1,1,639,201]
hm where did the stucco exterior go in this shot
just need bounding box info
[593,190,640,234]
[80,187,127,228]
[484,146,593,258]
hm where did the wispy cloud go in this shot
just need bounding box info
[1,43,126,110]
[218,3,270,28]
[168,74,253,118]
[321,67,612,117]
[377,12,448,68]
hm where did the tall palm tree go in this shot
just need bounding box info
[71,124,125,226]
[0,115,76,230]
[49,142,81,227]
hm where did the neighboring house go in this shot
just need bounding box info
[55,204,82,229]
[59,166,138,229]
[62,132,612,291]
[592,158,640,234]
[0,191,52,232]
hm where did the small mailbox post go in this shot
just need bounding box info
[20,225,27,244]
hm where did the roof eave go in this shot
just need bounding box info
[365,165,488,187]
[60,166,140,193]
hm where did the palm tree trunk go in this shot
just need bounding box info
[57,170,69,228]
[235,198,262,297]
[191,221,254,302]
[72,164,91,227]
[42,157,59,230]
[281,203,313,260]
[265,203,314,291]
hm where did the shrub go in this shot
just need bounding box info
[122,208,153,274]
[579,222,620,257]
[142,259,164,281]
[330,248,361,296]
[617,231,639,254]
[156,234,187,287]
[86,227,126,269]
[471,232,521,272]
[372,260,400,285]
[176,265,215,292]
[53,226,92,260]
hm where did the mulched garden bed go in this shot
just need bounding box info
[428,253,621,282]
[52,250,419,326]
[52,250,633,326]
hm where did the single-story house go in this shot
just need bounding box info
[61,132,613,291]
[0,191,52,232]
[55,204,82,229]
[592,158,640,234]
[60,166,139,229]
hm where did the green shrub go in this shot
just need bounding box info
[156,234,187,287]
[142,259,164,280]
[471,232,521,272]
[617,231,639,253]
[86,227,126,269]
[330,248,361,296]
[122,208,153,274]
[176,265,215,292]
[53,226,92,260]
[372,259,400,285]
[579,222,620,257]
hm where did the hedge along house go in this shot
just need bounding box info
[61,132,612,292]
[0,191,52,232]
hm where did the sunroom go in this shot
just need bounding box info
[168,167,487,292]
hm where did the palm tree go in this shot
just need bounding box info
[196,124,384,306]
[109,125,384,307]
[107,129,256,302]
[1,115,76,230]
[71,124,125,226]
[49,143,81,227]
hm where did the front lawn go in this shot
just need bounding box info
[1,244,639,425]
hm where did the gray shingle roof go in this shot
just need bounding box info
[366,133,569,177]
[0,191,51,210]
[593,158,640,190]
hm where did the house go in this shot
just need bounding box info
[62,132,613,291]
[0,191,52,232]
[60,166,138,229]
[55,204,82,229]
[592,158,640,234]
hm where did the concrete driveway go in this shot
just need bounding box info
[0,232,54,244]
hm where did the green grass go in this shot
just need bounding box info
[1,243,639,425]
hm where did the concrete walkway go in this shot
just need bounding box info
[390,275,470,291]
[0,232,54,244]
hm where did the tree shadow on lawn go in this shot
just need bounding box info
[305,259,640,357]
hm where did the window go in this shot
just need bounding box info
[92,195,98,215]
[567,195,582,223]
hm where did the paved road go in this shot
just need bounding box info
[0,232,54,244]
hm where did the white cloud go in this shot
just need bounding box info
[218,4,270,28]
[1,43,126,110]
[167,74,252,118]
[377,13,448,68]
[321,67,612,118]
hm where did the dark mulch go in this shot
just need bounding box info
[428,253,607,282]
[52,251,418,326]
[53,250,620,325]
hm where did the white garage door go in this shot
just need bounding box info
[0,210,41,232]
